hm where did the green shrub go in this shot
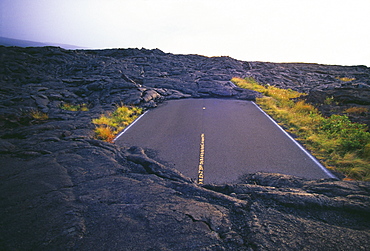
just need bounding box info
[319,115,370,152]
[340,129,370,152]
[320,115,350,134]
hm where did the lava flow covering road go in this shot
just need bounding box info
[115,99,336,184]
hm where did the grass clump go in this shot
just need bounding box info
[344,107,369,115]
[92,105,143,142]
[324,96,336,105]
[30,110,49,120]
[60,103,89,111]
[232,77,370,181]
[336,77,356,82]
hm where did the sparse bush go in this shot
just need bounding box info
[232,77,370,180]
[92,105,143,142]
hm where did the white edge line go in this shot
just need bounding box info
[113,110,149,142]
[229,81,237,88]
[252,102,338,179]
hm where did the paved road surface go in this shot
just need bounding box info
[115,99,336,184]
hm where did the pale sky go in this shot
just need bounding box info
[1,0,369,66]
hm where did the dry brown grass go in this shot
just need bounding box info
[30,110,48,120]
[344,107,369,114]
[336,77,356,82]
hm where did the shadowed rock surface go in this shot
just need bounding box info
[1,46,369,250]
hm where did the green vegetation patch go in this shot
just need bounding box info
[60,103,89,111]
[232,77,370,181]
[92,105,143,142]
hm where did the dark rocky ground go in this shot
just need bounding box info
[1,46,370,250]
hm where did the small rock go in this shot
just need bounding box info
[142,89,161,103]
[0,140,16,153]
[62,130,74,137]
[44,137,61,142]
[31,94,49,107]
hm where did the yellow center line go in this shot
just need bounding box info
[198,133,205,184]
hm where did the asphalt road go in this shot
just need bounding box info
[115,98,336,184]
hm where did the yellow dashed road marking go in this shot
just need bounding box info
[198,133,205,184]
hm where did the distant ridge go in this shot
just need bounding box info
[0,36,82,49]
